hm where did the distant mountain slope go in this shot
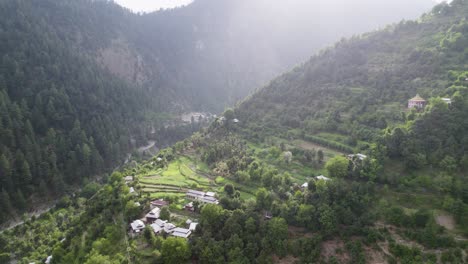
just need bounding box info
[0,0,152,222]
[233,0,468,207]
[126,0,437,111]
[236,0,468,142]
[6,0,435,112]
[0,0,440,222]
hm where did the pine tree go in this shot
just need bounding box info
[14,190,27,210]
[0,189,12,219]
[0,155,13,192]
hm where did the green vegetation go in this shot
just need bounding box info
[2,0,468,263]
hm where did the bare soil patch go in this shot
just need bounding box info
[272,255,299,264]
[365,245,388,264]
[321,240,350,263]
[435,214,455,230]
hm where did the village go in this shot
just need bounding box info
[127,173,219,240]
[125,151,372,240]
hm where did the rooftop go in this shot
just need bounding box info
[124,176,133,181]
[164,223,176,233]
[205,191,216,197]
[186,190,206,197]
[151,199,169,207]
[316,175,331,181]
[151,224,163,233]
[409,94,426,102]
[145,208,161,219]
[189,222,198,231]
[171,228,192,238]
[130,220,145,231]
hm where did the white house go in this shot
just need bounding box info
[348,154,367,161]
[301,182,308,189]
[164,223,176,233]
[130,220,145,233]
[315,175,331,181]
[189,222,198,231]
[205,192,216,197]
[442,98,452,104]
[124,176,133,183]
[186,190,219,204]
[150,219,168,234]
[145,208,161,223]
[171,227,192,239]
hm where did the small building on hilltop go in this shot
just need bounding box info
[408,94,427,109]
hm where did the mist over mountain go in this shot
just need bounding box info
[2,0,468,263]
[124,0,436,111]
[0,0,439,225]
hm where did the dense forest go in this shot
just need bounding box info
[2,1,467,263]
[0,0,436,224]
[0,0,156,223]
[1,0,468,263]
[0,0,433,112]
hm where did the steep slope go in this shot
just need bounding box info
[0,0,437,223]
[236,0,468,145]
[7,0,435,112]
[126,0,437,111]
[3,1,468,264]
[0,0,155,223]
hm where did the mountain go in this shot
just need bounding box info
[128,0,436,111]
[0,0,437,223]
[2,1,467,263]
[5,0,436,112]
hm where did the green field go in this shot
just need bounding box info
[137,157,215,206]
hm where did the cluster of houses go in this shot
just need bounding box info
[129,190,218,239]
[130,200,199,239]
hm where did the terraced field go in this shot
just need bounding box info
[138,157,214,201]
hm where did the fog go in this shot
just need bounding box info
[226,0,437,62]
[113,0,443,110]
[114,0,193,12]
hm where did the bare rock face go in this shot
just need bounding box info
[97,39,148,85]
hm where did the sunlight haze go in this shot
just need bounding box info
[114,0,193,12]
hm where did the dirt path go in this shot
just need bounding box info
[138,140,157,153]
[0,202,56,232]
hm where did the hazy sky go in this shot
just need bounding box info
[114,0,193,12]
[115,0,448,13]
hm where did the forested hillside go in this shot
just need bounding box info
[0,0,435,224]
[2,1,467,263]
[2,0,434,112]
[0,0,156,223]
